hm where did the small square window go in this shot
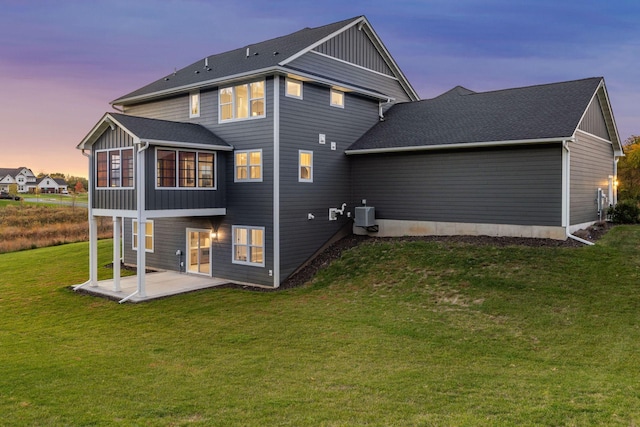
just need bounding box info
[299,150,313,183]
[330,89,344,108]
[286,78,303,99]
[235,150,262,182]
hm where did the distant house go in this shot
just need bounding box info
[36,175,68,194]
[0,167,37,193]
[76,15,623,295]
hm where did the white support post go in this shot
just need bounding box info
[89,215,98,286]
[113,216,121,292]
[135,139,148,298]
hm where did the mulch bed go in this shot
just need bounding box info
[217,222,614,292]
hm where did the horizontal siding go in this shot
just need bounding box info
[279,80,380,280]
[92,127,136,211]
[286,53,412,103]
[570,132,614,224]
[315,25,393,76]
[351,145,564,227]
[578,97,610,141]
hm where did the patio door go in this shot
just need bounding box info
[187,229,211,275]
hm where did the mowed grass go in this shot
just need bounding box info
[1,228,640,426]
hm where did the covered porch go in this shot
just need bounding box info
[74,271,229,303]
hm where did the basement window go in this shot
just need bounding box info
[232,226,265,266]
[132,219,154,253]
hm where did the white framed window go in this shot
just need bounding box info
[285,78,303,99]
[219,81,265,122]
[96,148,134,189]
[132,219,154,253]
[299,150,313,183]
[330,89,344,108]
[232,226,265,266]
[189,91,200,118]
[155,148,216,189]
[235,149,262,182]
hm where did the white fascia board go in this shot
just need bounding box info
[141,139,234,151]
[111,67,277,106]
[345,137,570,155]
[145,208,226,218]
[77,113,115,149]
[597,80,623,152]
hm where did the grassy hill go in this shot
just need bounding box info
[1,227,639,425]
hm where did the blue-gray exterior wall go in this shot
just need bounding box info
[91,126,136,211]
[350,145,564,226]
[279,79,380,280]
[578,97,609,141]
[570,132,614,225]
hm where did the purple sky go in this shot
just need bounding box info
[1,0,638,178]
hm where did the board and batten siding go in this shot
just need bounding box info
[569,131,614,225]
[286,53,413,104]
[279,80,380,280]
[578,97,609,141]
[350,145,564,227]
[91,126,136,211]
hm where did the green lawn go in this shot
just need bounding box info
[1,228,640,426]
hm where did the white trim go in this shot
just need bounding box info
[132,219,154,253]
[345,137,571,155]
[309,50,400,80]
[298,150,313,183]
[142,139,233,151]
[94,147,135,189]
[574,129,613,145]
[145,208,226,218]
[273,75,281,287]
[234,149,263,182]
[189,91,200,118]
[154,147,217,190]
[330,89,344,108]
[285,77,303,99]
[232,225,266,267]
[561,140,569,228]
[186,228,212,276]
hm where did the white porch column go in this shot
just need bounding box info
[113,216,121,292]
[89,215,98,286]
[135,139,148,298]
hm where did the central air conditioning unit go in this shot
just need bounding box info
[354,206,377,232]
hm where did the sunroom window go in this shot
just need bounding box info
[96,148,134,188]
[156,148,216,189]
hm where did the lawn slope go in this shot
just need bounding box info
[1,228,639,426]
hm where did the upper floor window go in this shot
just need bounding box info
[190,92,200,118]
[96,148,134,188]
[286,78,303,99]
[330,89,344,108]
[156,148,216,189]
[219,81,265,122]
[299,150,313,182]
[235,149,262,182]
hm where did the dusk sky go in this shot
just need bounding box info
[1,0,638,178]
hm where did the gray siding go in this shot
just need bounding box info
[92,127,136,211]
[351,145,564,226]
[144,148,227,211]
[570,132,614,224]
[578,97,610,141]
[286,53,412,104]
[279,79,380,280]
[315,25,393,76]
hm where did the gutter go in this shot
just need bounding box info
[562,139,594,246]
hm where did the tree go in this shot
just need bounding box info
[8,183,18,197]
[617,135,640,201]
[74,180,85,193]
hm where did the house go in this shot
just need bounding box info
[76,16,622,297]
[36,175,69,194]
[0,167,37,193]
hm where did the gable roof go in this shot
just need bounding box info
[77,113,232,151]
[0,167,32,179]
[36,176,67,186]
[112,16,418,105]
[346,77,622,154]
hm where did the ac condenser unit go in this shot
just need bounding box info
[354,206,375,228]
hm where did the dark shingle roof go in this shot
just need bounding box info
[109,113,231,148]
[347,77,604,152]
[112,16,362,105]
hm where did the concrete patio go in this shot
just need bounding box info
[74,271,229,303]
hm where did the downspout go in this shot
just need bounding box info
[121,139,150,302]
[378,98,392,121]
[563,140,594,246]
[74,149,98,290]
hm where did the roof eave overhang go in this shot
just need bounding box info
[140,139,233,151]
[345,137,572,155]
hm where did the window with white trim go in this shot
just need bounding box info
[286,78,303,99]
[132,219,154,252]
[235,149,262,182]
[232,226,265,266]
[330,89,344,108]
[219,81,265,122]
[299,150,313,182]
[189,91,200,118]
[156,148,216,189]
[96,148,134,188]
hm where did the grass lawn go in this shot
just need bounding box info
[1,227,640,425]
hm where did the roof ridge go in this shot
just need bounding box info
[469,76,603,97]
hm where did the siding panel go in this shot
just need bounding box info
[578,97,610,140]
